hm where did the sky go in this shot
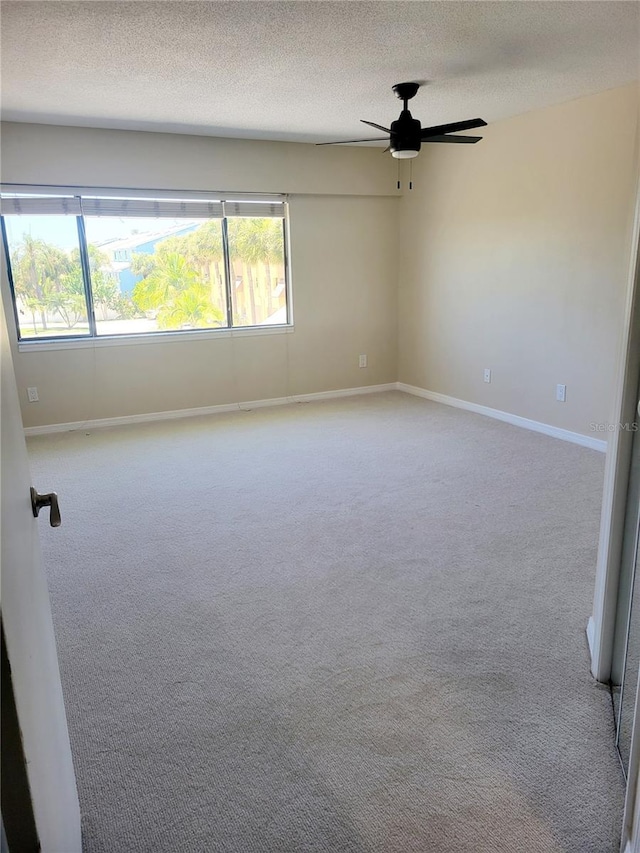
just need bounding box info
[3,215,191,252]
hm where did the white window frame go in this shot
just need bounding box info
[0,184,293,351]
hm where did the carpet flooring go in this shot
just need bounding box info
[28,391,624,852]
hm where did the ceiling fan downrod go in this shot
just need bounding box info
[392,81,420,109]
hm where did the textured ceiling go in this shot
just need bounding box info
[1,1,638,144]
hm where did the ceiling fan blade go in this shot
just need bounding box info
[360,119,391,133]
[316,136,389,146]
[423,134,483,144]
[421,118,487,139]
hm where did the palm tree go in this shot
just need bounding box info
[22,294,42,336]
[11,235,69,330]
[255,219,284,318]
[132,252,200,313]
[228,218,260,324]
[131,250,223,330]
[130,252,156,279]
[72,245,118,320]
[228,218,284,324]
[44,266,87,329]
[191,221,226,311]
[156,283,224,330]
[165,223,227,312]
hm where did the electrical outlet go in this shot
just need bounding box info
[359,354,367,368]
[483,368,491,384]
[27,386,39,402]
[556,384,567,402]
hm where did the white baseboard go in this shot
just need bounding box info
[396,383,608,453]
[23,383,397,436]
[23,382,610,452]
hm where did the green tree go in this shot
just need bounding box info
[112,294,140,320]
[130,252,156,279]
[74,244,119,321]
[43,265,87,329]
[10,235,70,330]
[155,222,226,312]
[156,282,224,329]
[227,219,257,324]
[252,218,283,317]
[227,218,283,324]
[10,235,100,331]
[22,294,44,336]
[132,252,200,312]
[131,250,223,330]
[191,221,226,310]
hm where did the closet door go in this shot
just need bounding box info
[612,395,640,774]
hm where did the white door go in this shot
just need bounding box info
[611,388,640,773]
[1,296,81,850]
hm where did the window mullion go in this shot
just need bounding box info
[221,216,234,329]
[76,214,97,337]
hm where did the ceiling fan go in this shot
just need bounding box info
[317,82,487,159]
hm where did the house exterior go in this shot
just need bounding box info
[95,222,199,293]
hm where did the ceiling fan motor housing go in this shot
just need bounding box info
[390,110,422,158]
[316,81,485,156]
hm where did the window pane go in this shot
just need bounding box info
[227,217,287,327]
[3,215,90,338]
[84,217,228,335]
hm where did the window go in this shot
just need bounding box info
[225,210,287,327]
[2,210,90,338]
[1,191,290,341]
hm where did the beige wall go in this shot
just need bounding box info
[0,122,397,197]
[3,84,638,433]
[398,84,639,437]
[0,125,399,427]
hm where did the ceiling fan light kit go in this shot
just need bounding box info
[318,81,487,178]
[392,148,420,160]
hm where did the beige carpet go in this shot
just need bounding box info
[28,391,623,852]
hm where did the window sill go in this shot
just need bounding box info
[17,324,295,352]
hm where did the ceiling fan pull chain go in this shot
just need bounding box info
[409,159,413,190]
[397,158,401,190]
